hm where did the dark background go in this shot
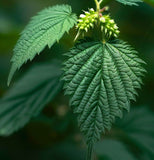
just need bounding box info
[0,0,154,160]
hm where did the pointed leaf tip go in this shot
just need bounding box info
[8,4,77,84]
[63,39,146,158]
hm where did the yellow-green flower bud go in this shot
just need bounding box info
[76,8,98,32]
[100,15,120,39]
[75,8,120,41]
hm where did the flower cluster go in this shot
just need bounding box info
[75,8,120,41]
[76,8,98,32]
[100,15,120,38]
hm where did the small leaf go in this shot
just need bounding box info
[116,0,143,6]
[8,4,77,85]
[63,39,145,158]
[95,139,137,160]
[0,61,63,135]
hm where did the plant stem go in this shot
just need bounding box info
[94,0,103,12]
[86,144,93,160]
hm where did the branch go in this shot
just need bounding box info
[99,0,103,4]
[94,0,103,11]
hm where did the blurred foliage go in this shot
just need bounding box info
[0,0,154,160]
[0,61,63,135]
[115,107,154,160]
[95,139,137,160]
[143,0,154,6]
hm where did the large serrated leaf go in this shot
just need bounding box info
[63,39,146,158]
[116,0,143,6]
[8,4,77,85]
[0,61,63,136]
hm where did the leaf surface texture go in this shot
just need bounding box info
[8,4,77,85]
[63,39,146,147]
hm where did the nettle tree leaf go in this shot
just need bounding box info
[95,139,137,160]
[0,61,63,135]
[116,0,143,6]
[116,107,154,159]
[63,39,146,158]
[8,4,77,85]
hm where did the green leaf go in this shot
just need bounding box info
[116,0,143,6]
[116,107,154,158]
[63,39,146,158]
[8,4,77,85]
[0,61,63,136]
[95,139,137,160]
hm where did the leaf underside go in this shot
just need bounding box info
[116,0,143,6]
[8,4,77,85]
[0,62,63,136]
[63,39,146,149]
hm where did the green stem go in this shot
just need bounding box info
[94,0,103,12]
[86,144,94,160]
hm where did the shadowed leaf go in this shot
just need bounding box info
[0,61,63,135]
